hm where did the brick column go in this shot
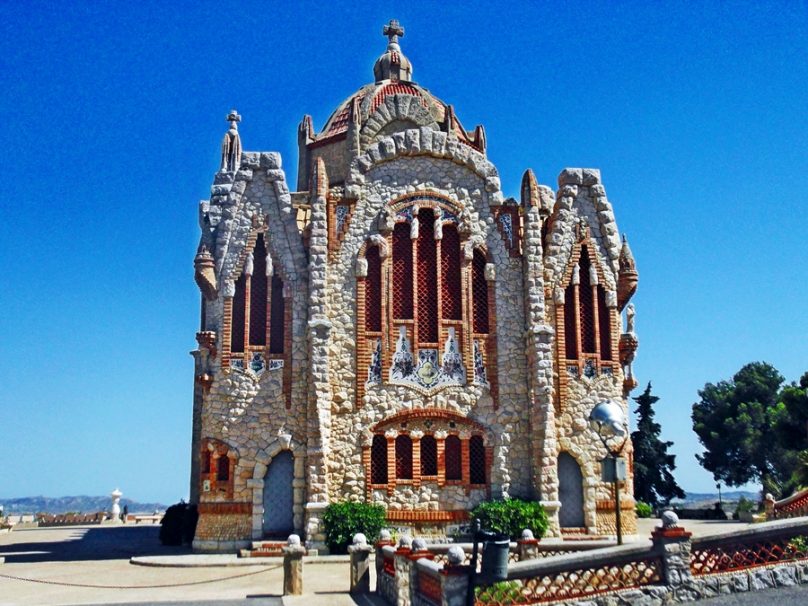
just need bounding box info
[386,431,397,495]
[460,432,471,488]
[412,430,423,488]
[436,431,447,487]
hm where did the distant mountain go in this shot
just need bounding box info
[0,495,169,514]
[671,490,760,509]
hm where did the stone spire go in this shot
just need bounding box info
[617,234,638,311]
[373,19,413,83]
[220,110,242,173]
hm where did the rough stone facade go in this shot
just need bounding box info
[189,21,641,552]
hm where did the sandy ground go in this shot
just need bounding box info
[0,518,753,605]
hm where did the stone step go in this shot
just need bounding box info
[238,540,288,558]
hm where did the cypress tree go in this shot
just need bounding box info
[631,383,685,506]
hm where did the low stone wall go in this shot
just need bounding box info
[376,516,808,605]
[193,502,252,552]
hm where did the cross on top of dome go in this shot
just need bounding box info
[383,19,404,46]
[374,19,413,82]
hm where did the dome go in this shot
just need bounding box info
[310,20,486,153]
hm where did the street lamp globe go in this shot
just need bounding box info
[588,400,627,441]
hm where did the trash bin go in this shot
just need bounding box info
[480,534,510,582]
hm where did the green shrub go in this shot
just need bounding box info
[635,501,653,518]
[159,502,198,546]
[322,501,386,554]
[470,498,548,540]
[476,580,523,604]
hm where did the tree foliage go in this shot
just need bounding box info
[630,383,685,506]
[691,362,807,497]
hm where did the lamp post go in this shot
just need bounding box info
[716,482,723,510]
[589,401,629,545]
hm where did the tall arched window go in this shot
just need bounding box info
[472,249,489,334]
[420,435,438,476]
[469,436,486,485]
[395,435,413,480]
[231,273,247,353]
[392,223,413,320]
[417,210,438,343]
[579,248,596,354]
[371,435,388,484]
[441,224,462,320]
[228,233,286,362]
[249,234,268,346]
[445,435,462,481]
[561,244,614,369]
[356,197,497,401]
[365,245,382,332]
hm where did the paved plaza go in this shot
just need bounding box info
[0,519,757,605]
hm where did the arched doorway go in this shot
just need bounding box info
[262,450,294,537]
[558,452,585,528]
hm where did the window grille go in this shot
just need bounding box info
[231,273,247,353]
[579,247,596,354]
[564,282,578,360]
[249,235,268,346]
[469,436,486,484]
[598,286,612,360]
[371,435,388,484]
[420,435,438,476]
[441,224,462,320]
[471,250,489,333]
[417,210,438,343]
[395,435,413,480]
[365,246,383,332]
[269,274,285,354]
[216,455,229,482]
[445,435,462,480]
[392,223,413,319]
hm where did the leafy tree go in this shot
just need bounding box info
[630,383,685,506]
[775,372,808,491]
[692,362,795,496]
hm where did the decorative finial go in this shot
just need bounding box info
[227,110,241,128]
[383,19,404,46]
[220,109,242,173]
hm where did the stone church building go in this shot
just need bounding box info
[189,21,641,552]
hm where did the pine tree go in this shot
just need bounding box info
[631,383,685,506]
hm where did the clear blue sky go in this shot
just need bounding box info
[1,1,806,505]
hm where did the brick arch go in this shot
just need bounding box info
[371,408,486,434]
[359,94,439,148]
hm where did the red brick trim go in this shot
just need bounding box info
[197,502,252,515]
[371,409,486,432]
[385,510,470,523]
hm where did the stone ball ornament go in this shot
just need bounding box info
[380,529,392,541]
[447,545,466,566]
[660,509,679,529]
[287,534,302,546]
[412,538,428,551]
[521,528,535,540]
[398,534,413,549]
[352,533,368,546]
